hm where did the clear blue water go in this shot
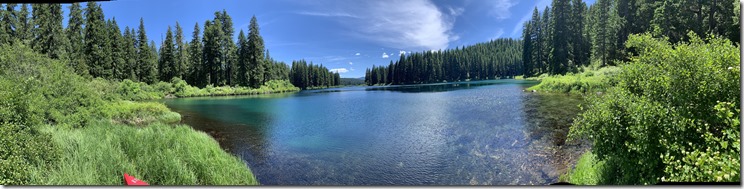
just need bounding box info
[163,79,588,185]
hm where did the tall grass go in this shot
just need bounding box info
[561,152,605,185]
[526,66,620,94]
[34,122,259,185]
[0,43,260,185]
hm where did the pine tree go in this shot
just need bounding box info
[159,26,177,82]
[0,4,17,45]
[237,29,250,86]
[31,4,65,59]
[17,4,32,44]
[540,6,551,73]
[109,18,126,80]
[188,22,204,87]
[66,3,88,77]
[84,2,107,78]
[174,22,186,79]
[549,0,570,75]
[137,18,157,83]
[522,19,534,77]
[123,26,138,80]
[247,15,265,88]
[148,40,159,83]
[203,20,223,86]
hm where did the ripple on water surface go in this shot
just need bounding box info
[164,79,589,185]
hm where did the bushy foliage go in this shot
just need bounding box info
[568,33,740,184]
[116,79,163,101]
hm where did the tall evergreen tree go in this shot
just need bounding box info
[247,15,265,88]
[540,6,551,73]
[137,18,157,83]
[237,29,250,86]
[0,4,17,45]
[109,18,126,80]
[31,4,65,59]
[570,0,590,67]
[159,26,177,82]
[16,4,31,44]
[202,20,223,86]
[123,26,138,80]
[217,10,237,86]
[174,22,186,79]
[549,0,570,75]
[188,22,204,87]
[66,3,88,77]
[522,19,534,77]
[84,2,108,78]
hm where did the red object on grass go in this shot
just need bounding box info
[123,173,149,186]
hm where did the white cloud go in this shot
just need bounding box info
[382,53,389,59]
[489,0,518,20]
[303,0,457,51]
[491,28,505,40]
[350,68,355,71]
[349,62,353,65]
[355,53,361,56]
[330,68,349,73]
[448,7,465,17]
[296,11,360,18]
[399,50,407,56]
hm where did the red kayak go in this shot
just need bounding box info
[123,173,149,186]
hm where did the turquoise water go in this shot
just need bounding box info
[163,79,588,185]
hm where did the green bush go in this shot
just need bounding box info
[568,33,740,184]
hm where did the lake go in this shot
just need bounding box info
[163,79,589,185]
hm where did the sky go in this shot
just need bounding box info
[62,0,595,78]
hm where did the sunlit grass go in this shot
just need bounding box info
[34,121,259,185]
[526,66,620,94]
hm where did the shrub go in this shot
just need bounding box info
[568,32,740,184]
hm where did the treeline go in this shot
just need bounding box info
[0,3,336,90]
[521,0,740,77]
[365,38,522,85]
[289,59,341,89]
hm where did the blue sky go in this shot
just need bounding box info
[62,0,595,78]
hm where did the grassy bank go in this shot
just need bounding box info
[90,77,299,101]
[34,122,258,185]
[525,66,621,94]
[0,44,260,185]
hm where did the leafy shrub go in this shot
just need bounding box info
[568,33,740,184]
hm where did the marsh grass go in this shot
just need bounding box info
[526,66,620,94]
[561,152,605,185]
[104,101,181,125]
[34,122,259,185]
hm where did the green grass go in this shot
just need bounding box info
[33,121,259,185]
[0,43,260,185]
[561,152,605,185]
[526,66,620,94]
[103,101,181,125]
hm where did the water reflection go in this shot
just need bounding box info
[163,79,587,185]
